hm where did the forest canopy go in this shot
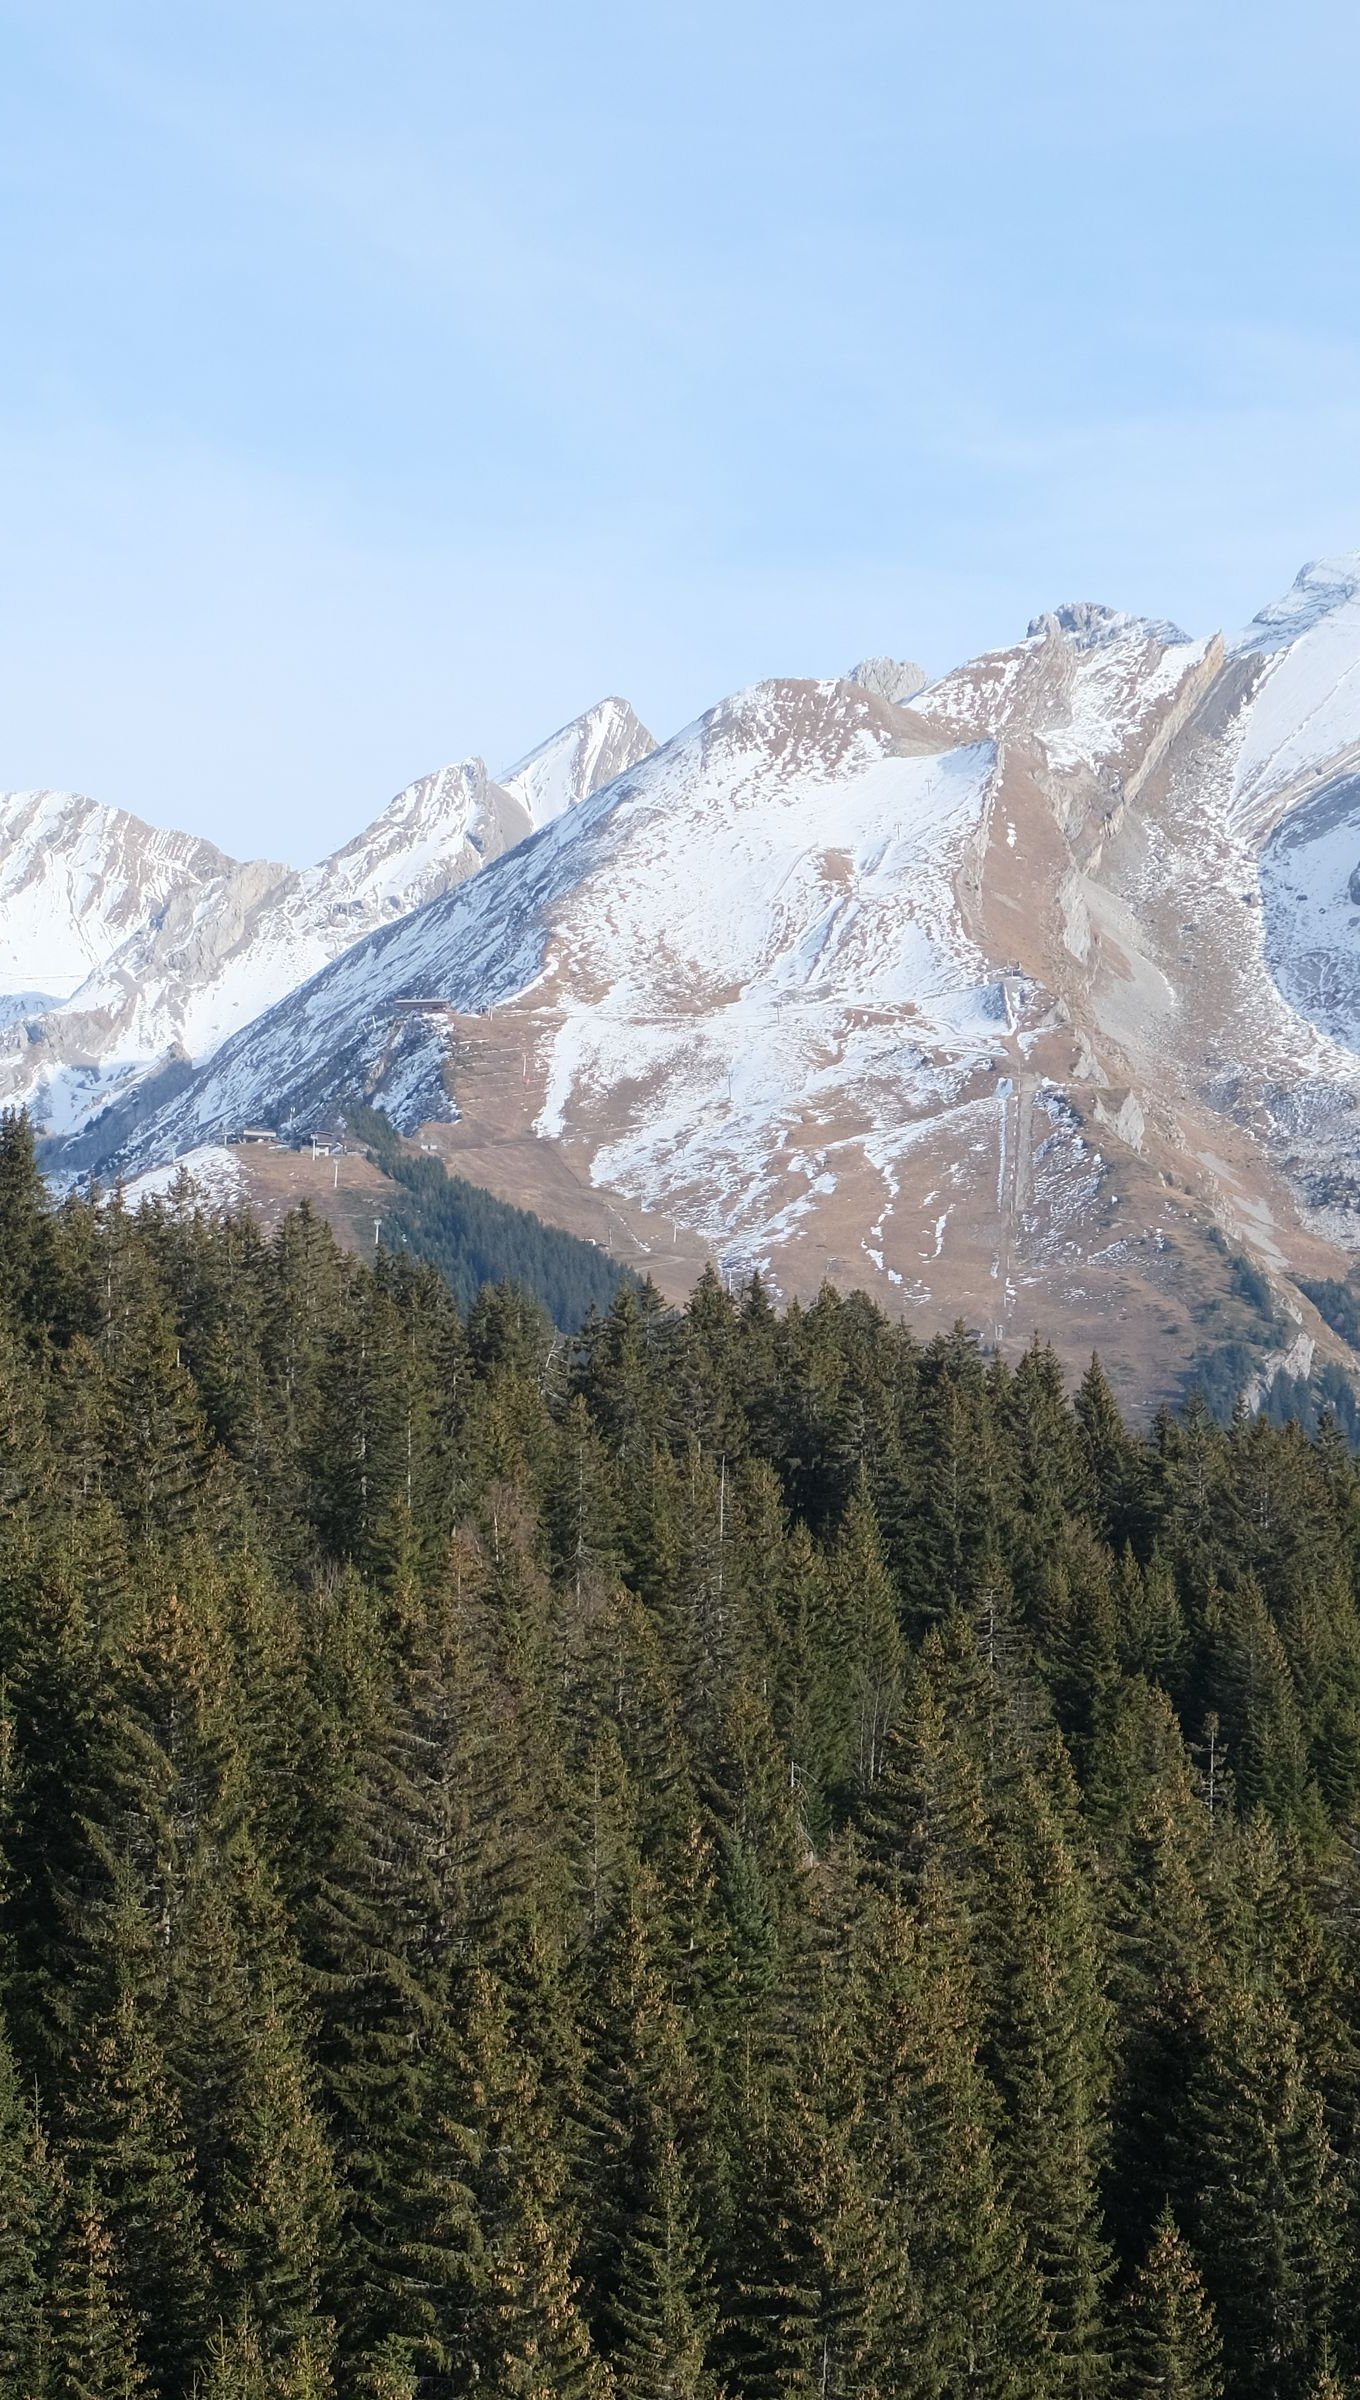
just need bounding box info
[1,1108,1359,2397]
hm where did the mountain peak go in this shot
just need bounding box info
[302,757,529,917]
[1027,601,1192,650]
[1232,554,1360,658]
[500,696,656,828]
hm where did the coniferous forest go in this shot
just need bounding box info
[345,1106,633,1329]
[7,1110,1360,2399]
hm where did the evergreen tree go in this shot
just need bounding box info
[984,1772,1113,2398]
[1118,2206,1223,2400]
[1192,1991,1341,2400]
[2,1110,1360,2399]
[44,2175,146,2399]
[610,2135,716,2400]
[61,1927,208,2392]
[0,1105,60,1336]
[0,2011,50,2395]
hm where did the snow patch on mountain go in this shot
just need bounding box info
[120,1143,249,1211]
[1040,620,1211,773]
[1258,769,1360,1052]
[531,718,999,1251]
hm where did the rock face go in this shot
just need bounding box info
[0,701,650,1141]
[848,658,929,706]
[24,563,1360,1408]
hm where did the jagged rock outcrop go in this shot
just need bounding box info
[848,657,929,705]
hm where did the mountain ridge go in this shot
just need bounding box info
[0,696,655,1141]
[17,558,1360,1411]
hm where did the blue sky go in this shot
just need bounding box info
[4,0,1360,860]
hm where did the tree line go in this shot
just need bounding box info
[1,1107,1359,2396]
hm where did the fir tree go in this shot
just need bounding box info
[1118,2206,1223,2400]
[0,2011,50,2395]
[1192,1991,1341,2400]
[610,2135,716,2400]
[44,2174,146,2399]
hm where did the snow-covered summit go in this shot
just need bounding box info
[500,696,655,829]
[1027,601,1194,651]
[1231,555,1360,658]
[1,743,536,1137]
[0,788,240,1004]
[297,758,529,920]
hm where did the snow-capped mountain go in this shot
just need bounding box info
[23,564,1360,1408]
[108,677,1004,1185]
[74,559,1360,1409]
[0,700,650,1143]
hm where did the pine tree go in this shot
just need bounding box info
[1303,2349,1358,2400]
[1112,1548,1186,1693]
[575,1838,703,2348]
[857,1882,1049,2399]
[1118,2206,1222,2400]
[0,2011,50,2395]
[983,1772,1113,2398]
[59,1877,208,2392]
[435,1964,607,2398]
[1202,1577,1323,1837]
[720,1972,906,2400]
[829,1478,904,1796]
[609,2136,716,2400]
[44,2174,146,2399]
[209,1982,337,2362]
[1075,1355,1147,1555]
[1105,1797,1219,2256]
[0,1105,60,1336]
[1192,1990,1341,2400]
[195,2321,270,2400]
[351,2341,419,2400]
